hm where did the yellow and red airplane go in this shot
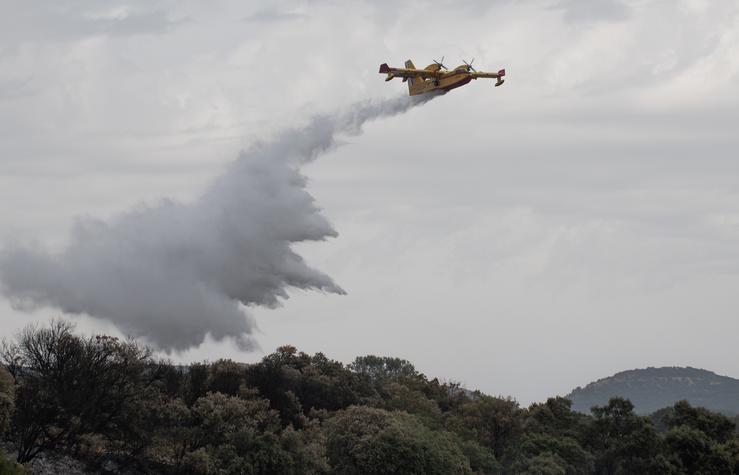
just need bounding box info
[379,58,505,96]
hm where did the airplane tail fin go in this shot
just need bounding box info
[405,59,426,95]
[379,63,397,82]
[495,69,506,87]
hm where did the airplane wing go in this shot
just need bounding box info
[379,63,442,82]
[470,69,506,86]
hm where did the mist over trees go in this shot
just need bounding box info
[1,322,739,474]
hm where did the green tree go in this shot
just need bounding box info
[3,321,154,463]
[456,438,501,474]
[520,452,568,475]
[524,397,589,440]
[377,381,442,428]
[174,392,327,475]
[326,405,473,475]
[665,425,733,474]
[0,365,14,435]
[660,401,739,474]
[0,451,27,475]
[510,398,593,473]
[510,433,592,474]
[721,438,739,473]
[144,396,193,468]
[587,398,674,474]
[245,346,371,427]
[664,400,736,443]
[447,395,523,460]
[349,355,420,384]
[185,362,210,406]
[205,359,248,397]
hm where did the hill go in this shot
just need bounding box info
[566,366,739,415]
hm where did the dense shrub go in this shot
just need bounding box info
[1,321,738,474]
[2,321,154,463]
[0,365,14,435]
[326,406,472,475]
[0,451,26,475]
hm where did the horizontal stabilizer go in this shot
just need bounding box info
[495,69,506,86]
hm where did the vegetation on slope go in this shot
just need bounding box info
[1,321,738,474]
[566,367,739,415]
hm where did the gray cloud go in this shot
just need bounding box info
[0,94,438,351]
[244,7,306,23]
[0,2,183,44]
[0,77,36,101]
[3,0,739,404]
[552,0,631,24]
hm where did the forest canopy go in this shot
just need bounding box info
[1,321,738,474]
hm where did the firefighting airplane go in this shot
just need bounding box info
[379,57,505,96]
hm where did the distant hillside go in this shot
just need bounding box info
[566,367,739,416]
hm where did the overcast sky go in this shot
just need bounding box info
[2,0,739,405]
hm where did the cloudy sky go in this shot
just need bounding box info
[2,0,739,404]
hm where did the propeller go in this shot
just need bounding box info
[433,56,448,70]
[463,58,476,72]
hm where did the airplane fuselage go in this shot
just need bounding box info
[410,69,474,96]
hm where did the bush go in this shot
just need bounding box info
[327,406,472,475]
[0,365,14,435]
[2,320,153,463]
[2,323,738,474]
[0,451,26,475]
